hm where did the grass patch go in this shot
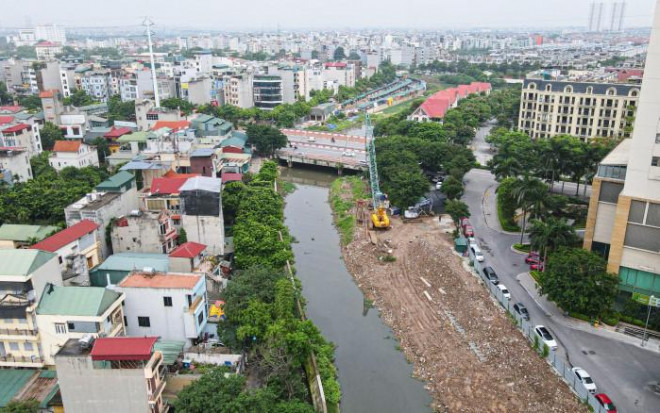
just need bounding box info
[513,243,531,253]
[330,176,368,245]
[381,254,397,262]
[497,200,520,232]
[279,180,297,195]
[530,270,541,284]
[569,311,592,323]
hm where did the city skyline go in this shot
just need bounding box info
[3,0,657,30]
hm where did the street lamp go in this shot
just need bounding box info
[641,295,655,348]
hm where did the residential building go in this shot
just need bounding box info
[35,283,125,365]
[55,336,167,413]
[136,105,182,132]
[40,89,64,124]
[31,220,102,286]
[0,147,32,183]
[80,70,117,103]
[89,252,169,287]
[223,73,254,108]
[35,42,62,61]
[253,75,283,110]
[117,272,208,347]
[0,224,57,249]
[583,7,660,298]
[323,62,356,88]
[64,187,140,258]
[182,76,213,105]
[0,249,61,368]
[49,140,99,171]
[169,242,207,273]
[110,211,178,255]
[190,114,232,137]
[518,79,640,140]
[190,148,218,177]
[409,82,492,122]
[58,113,87,139]
[1,122,43,157]
[95,170,137,193]
[180,177,224,256]
[34,24,67,45]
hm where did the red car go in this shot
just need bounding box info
[460,217,470,229]
[463,225,474,237]
[530,262,544,271]
[525,255,542,264]
[594,394,616,413]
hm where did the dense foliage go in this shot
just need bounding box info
[538,247,618,318]
[63,89,96,107]
[107,95,136,121]
[160,97,194,116]
[0,400,39,413]
[0,156,108,225]
[246,124,288,157]
[39,122,64,151]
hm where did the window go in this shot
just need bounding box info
[67,322,75,331]
[163,296,173,307]
[9,342,19,351]
[198,311,204,325]
[124,316,128,326]
[138,317,150,327]
[55,323,67,334]
[24,342,33,351]
[652,157,660,167]
[598,181,623,203]
[545,84,552,92]
[629,201,646,224]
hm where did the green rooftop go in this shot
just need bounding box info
[117,131,148,143]
[95,252,169,273]
[0,370,34,407]
[0,250,57,276]
[154,340,185,365]
[95,171,135,192]
[36,284,122,317]
[0,224,58,242]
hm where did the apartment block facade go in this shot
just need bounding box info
[583,8,660,298]
[518,79,639,140]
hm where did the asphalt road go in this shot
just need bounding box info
[463,167,660,413]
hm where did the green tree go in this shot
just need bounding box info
[92,137,110,165]
[441,176,463,200]
[0,400,39,413]
[17,95,42,111]
[246,124,288,158]
[445,199,470,226]
[538,247,618,318]
[222,181,246,225]
[63,89,94,107]
[178,227,188,244]
[107,95,135,121]
[15,46,36,59]
[160,97,194,116]
[511,175,546,244]
[529,217,577,264]
[333,46,346,60]
[39,121,64,151]
[29,152,56,179]
[0,81,12,104]
[384,168,429,209]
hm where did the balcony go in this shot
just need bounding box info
[0,327,38,338]
[0,354,44,368]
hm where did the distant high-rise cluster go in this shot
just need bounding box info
[589,1,626,32]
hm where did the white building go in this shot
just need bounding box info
[35,284,125,365]
[223,73,254,108]
[49,140,99,171]
[116,271,208,348]
[0,147,32,183]
[34,25,67,45]
[35,41,62,61]
[0,122,42,158]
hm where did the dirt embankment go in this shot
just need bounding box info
[341,215,585,412]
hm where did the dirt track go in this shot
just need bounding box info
[342,215,585,412]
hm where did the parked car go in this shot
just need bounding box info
[534,325,558,350]
[435,181,442,190]
[513,303,530,320]
[525,254,542,264]
[530,262,545,271]
[594,394,617,413]
[460,217,470,229]
[464,225,474,237]
[470,245,484,262]
[467,236,477,245]
[497,284,511,299]
[342,151,355,157]
[482,266,499,284]
[571,367,597,394]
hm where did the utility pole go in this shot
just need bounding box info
[143,17,160,108]
[641,295,655,347]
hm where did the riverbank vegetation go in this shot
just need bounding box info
[330,176,368,245]
[178,161,339,411]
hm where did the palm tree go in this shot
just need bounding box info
[512,175,545,244]
[489,156,522,181]
[529,217,577,265]
[527,183,553,220]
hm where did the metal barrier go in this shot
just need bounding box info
[465,246,610,413]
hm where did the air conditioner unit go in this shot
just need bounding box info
[143,267,156,274]
[79,334,95,350]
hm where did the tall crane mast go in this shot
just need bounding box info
[364,112,390,229]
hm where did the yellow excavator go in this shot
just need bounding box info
[365,113,390,229]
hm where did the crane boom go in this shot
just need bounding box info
[365,113,381,210]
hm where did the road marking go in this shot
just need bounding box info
[423,291,433,302]
[420,277,431,287]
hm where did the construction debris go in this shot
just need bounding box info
[342,216,585,412]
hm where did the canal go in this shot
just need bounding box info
[282,168,432,413]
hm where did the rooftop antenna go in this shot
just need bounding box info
[143,17,160,108]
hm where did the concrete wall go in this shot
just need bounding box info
[50,145,100,171]
[111,217,174,255]
[181,215,224,256]
[593,202,617,243]
[55,355,150,413]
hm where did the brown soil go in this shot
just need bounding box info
[342,215,585,412]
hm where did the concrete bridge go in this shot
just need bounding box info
[277,129,368,172]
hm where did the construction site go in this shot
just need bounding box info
[340,203,585,411]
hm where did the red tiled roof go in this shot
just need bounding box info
[53,140,82,152]
[221,172,243,183]
[169,241,207,258]
[325,62,347,68]
[1,123,30,133]
[151,120,190,132]
[31,220,99,252]
[90,337,158,361]
[104,127,132,138]
[0,106,23,114]
[119,273,202,289]
[420,97,451,118]
[163,170,199,179]
[0,116,14,126]
[35,41,60,47]
[417,82,491,119]
[150,177,190,195]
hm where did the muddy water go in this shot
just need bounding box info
[282,168,432,413]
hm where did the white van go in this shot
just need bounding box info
[470,245,485,262]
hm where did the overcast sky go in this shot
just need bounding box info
[3,0,657,30]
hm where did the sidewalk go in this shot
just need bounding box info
[516,271,660,354]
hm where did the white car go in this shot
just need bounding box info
[497,284,511,300]
[467,236,477,245]
[435,181,442,190]
[342,151,355,157]
[571,367,597,394]
[470,245,484,262]
[534,325,558,351]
